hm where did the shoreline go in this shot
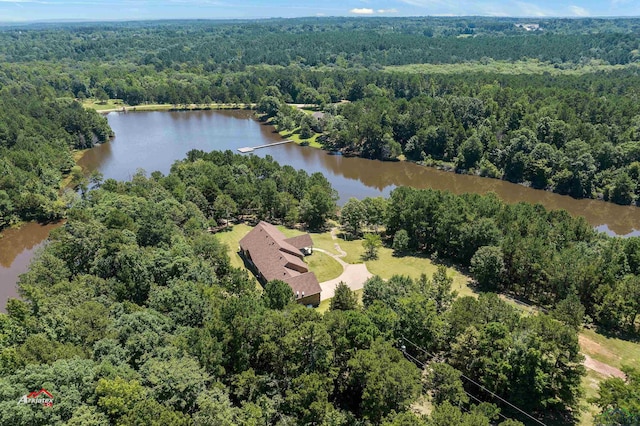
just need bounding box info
[91,103,257,115]
[279,126,636,210]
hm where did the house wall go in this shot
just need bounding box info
[298,293,320,307]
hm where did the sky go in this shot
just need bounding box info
[0,0,638,22]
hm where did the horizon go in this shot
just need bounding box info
[0,1,639,23]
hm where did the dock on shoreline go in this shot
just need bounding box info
[238,140,293,153]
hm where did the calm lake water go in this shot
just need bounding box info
[3,109,640,310]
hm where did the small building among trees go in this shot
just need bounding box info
[239,221,321,306]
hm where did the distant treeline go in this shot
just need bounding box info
[1,18,639,66]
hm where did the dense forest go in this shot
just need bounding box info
[0,151,637,424]
[1,17,640,425]
[0,151,589,425]
[0,85,111,230]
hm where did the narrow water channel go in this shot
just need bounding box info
[2,109,640,310]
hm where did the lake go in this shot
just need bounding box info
[2,109,640,310]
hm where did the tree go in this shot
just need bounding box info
[94,87,109,103]
[96,377,148,421]
[610,171,634,205]
[264,279,294,310]
[431,265,456,314]
[592,367,640,425]
[299,121,314,140]
[362,234,382,260]
[284,373,334,424]
[470,246,504,290]
[362,197,387,233]
[140,355,210,414]
[213,194,237,227]
[330,282,359,311]
[424,363,469,405]
[256,96,281,119]
[392,229,410,255]
[70,165,88,198]
[300,185,336,230]
[347,340,421,423]
[340,198,366,237]
[551,294,585,330]
[456,134,483,170]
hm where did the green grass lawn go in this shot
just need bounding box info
[213,224,253,270]
[384,60,640,76]
[323,232,474,298]
[83,99,256,112]
[82,98,125,111]
[365,248,474,298]
[278,128,323,148]
[580,328,640,370]
[578,370,607,426]
[305,251,343,282]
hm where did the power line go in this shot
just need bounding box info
[403,346,510,422]
[400,335,547,426]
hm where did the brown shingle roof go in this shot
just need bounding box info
[284,234,313,250]
[239,222,321,297]
[287,273,322,298]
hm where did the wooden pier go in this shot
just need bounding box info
[238,140,293,153]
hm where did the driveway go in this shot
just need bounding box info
[314,247,373,301]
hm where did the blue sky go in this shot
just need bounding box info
[0,0,638,22]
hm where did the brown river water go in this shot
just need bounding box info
[2,109,640,310]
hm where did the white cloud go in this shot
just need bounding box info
[350,7,374,14]
[569,5,589,16]
[377,8,398,13]
[397,0,445,6]
[514,1,548,16]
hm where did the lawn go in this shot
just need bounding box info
[365,248,474,298]
[278,128,323,149]
[82,98,125,111]
[316,232,474,298]
[580,328,640,370]
[83,99,256,113]
[213,224,253,270]
[305,251,343,282]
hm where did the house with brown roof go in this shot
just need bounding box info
[239,221,321,306]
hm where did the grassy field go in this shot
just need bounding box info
[313,231,474,298]
[212,224,253,270]
[305,251,343,282]
[278,128,323,148]
[384,60,640,76]
[82,99,125,111]
[82,99,256,113]
[366,248,474,298]
[580,329,640,370]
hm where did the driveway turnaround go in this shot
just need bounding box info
[314,247,373,301]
